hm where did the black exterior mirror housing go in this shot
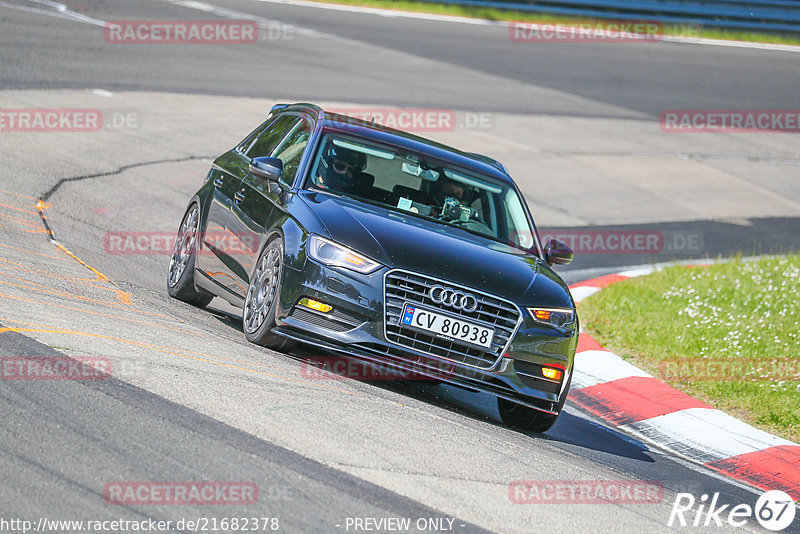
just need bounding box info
[544,238,574,266]
[249,156,283,182]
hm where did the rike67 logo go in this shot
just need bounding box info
[668,490,796,531]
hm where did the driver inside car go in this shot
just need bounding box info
[316,143,367,194]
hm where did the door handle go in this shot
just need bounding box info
[234,190,245,203]
[213,177,224,189]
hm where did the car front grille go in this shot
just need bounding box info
[384,270,522,370]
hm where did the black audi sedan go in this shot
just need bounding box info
[168,103,577,432]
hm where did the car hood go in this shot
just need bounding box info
[297,191,573,307]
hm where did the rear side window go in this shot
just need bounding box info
[246,115,300,158]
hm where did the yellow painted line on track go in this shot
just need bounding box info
[0,224,47,234]
[0,212,42,228]
[0,197,354,395]
[0,243,73,262]
[0,277,168,318]
[0,257,134,291]
[0,292,204,338]
[0,202,38,215]
[34,199,134,305]
[0,189,39,201]
[0,320,364,397]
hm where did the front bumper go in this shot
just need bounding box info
[275,259,577,415]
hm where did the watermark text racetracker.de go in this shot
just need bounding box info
[0,109,140,132]
[660,109,800,133]
[660,357,800,382]
[509,480,663,504]
[104,20,256,44]
[103,20,293,43]
[509,20,664,42]
[104,230,259,256]
[537,228,703,255]
[300,355,452,381]
[326,108,493,132]
[104,481,258,505]
[1,356,111,380]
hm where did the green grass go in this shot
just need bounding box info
[309,0,800,45]
[579,255,800,443]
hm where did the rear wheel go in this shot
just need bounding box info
[167,203,213,307]
[243,238,296,351]
[498,372,572,433]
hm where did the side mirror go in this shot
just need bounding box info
[543,238,573,266]
[249,156,283,182]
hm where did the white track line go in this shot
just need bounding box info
[572,349,652,389]
[569,265,800,499]
[623,408,796,464]
[251,0,800,53]
[0,0,106,26]
[166,0,326,37]
[570,285,601,303]
[6,0,796,53]
[616,266,657,278]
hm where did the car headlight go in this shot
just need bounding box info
[307,235,381,274]
[527,307,576,334]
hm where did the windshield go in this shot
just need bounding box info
[307,134,537,252]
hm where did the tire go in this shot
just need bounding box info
[242,238,296,351]
[498,371,572,433]
[167,203,213,308]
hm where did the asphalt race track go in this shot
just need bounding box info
[1,0,799,532]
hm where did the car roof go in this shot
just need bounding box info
[275,103,514,184]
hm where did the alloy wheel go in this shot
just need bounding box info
[244,245,280,333]
[168,205,199,288]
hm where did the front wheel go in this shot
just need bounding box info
[498,372,572,433]
[498,399,559,433]
[243,238,295,351]
[167,203,213,307]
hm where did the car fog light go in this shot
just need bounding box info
[542,367,563,381]
[299,297,333,313]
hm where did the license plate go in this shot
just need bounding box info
[400,303,494,350]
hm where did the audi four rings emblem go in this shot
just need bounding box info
[429,285,479,312]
